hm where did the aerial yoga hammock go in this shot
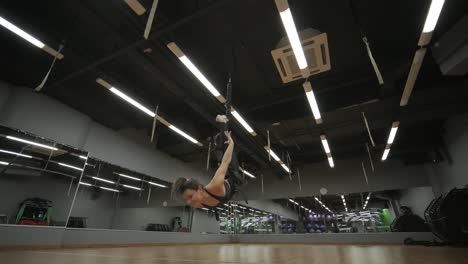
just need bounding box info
[172,75,247,219]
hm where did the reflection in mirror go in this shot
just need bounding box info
[218,202,276,234]
[273,193,392,234]
[0,125,87,227]
[69,158,192,232]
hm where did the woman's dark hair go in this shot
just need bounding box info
[172,178,201,198]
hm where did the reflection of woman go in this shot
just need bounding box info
[173,116,244,209]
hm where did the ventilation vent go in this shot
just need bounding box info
[271,33,331,83]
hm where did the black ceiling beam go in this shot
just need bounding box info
[49,0,233,90]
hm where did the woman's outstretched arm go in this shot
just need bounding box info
[205,131,234,195]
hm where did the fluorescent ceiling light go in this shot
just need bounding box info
[277,6,307,69]
[117,173,141,181]
[123,184,142,191]
[98,79,202,146]
[100,187,120,193]
[387,126,399,144]
[149,182,168,188]
[239,167,256,179]
[109,87,155,117]
[0,161,9,166]
[59,163,83,171]
[341,195,345,199]
[79,182,92,186]
[167,43,222,98]
[382,148,390,161]
[303,82,322,123]
[231,110,255,134]
[281,164,291,173]
[0,16,63,59]
[266,149,281,162]
[92,177,115,184]
[0,16,45,48]
[328,157,335,168]
[0,149,32,158]
[6,136,58,151]
[201,208,209,211]
[179,56,221,97]
[169,125,199,145]
[422,0,445,33]
[79,155,87,160]
[321,137,331,154]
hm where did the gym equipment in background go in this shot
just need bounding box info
[15,198,53,226]
[425,188,468,245]
[67,217,87,228]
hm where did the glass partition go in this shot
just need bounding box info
[0,125,87,227]
[69,158,192,232]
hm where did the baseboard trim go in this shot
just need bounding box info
[0,242,226,251]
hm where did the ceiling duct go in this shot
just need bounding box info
[432,13,468,76]
[271,28,331,83]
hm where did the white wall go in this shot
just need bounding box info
[398,187,435,217]
[241,157,432,200]
[432,114,468,193]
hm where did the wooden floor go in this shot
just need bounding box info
[1,244,468,264]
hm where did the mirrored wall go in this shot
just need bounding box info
[259,188,432,234]
[69,158,192,232]
[0,125,87,227]
[0,124,193,232]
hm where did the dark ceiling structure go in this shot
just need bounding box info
[1,0,467,178]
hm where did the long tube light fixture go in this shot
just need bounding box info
[96,78,202,146]
[239,167,256,179]
[265,147,290,173]
[122,184,143,191]
[363,192,372,210]
[114,172,141,181]
[0,149,32,158]
[0,161,9,166]
[274,0,308,74]
[92,176,115,184]
[314,197,333,213]
[231,109,257,136]
[149,182,168,188]
[0,16,64,59]
[166,43,257,137]
[166,43,224,101]
[79,182,92,186]
[419,0,446,46]
[381,121,400,161]
[303,81,322,124]
[403,0,445,105]
[58,163,83,171]
[320,134,335,168]
[6,136,58,151]
[100,186,120,193]
[341,195,348,212]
